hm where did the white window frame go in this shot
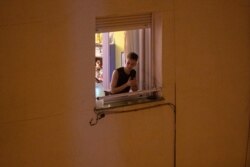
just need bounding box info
[95,12,163,109]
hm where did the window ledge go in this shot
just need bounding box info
[95,96,165,113]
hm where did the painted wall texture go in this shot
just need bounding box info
[0,0,249,167]
[175,1,250,166]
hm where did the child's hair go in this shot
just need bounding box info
[127,52,138,61]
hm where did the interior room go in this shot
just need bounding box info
[95,31,125,97]
[0,0,249,167]
[94,28,155,99]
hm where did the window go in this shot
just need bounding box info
[95,12,163,109]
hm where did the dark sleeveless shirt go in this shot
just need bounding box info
[116,67,136,94]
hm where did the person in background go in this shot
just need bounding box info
[95,59,103,83]
[110,52,138,94]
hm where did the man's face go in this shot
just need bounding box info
[125,58,137,70]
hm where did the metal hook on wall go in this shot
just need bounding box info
[89,112,105,126]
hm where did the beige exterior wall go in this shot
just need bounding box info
[175,1,250,166]
[0,0,249,167]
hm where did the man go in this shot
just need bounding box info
[110,52,138,94]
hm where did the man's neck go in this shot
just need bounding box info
[123,67,131,75]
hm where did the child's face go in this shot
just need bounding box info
[125,58,137,70]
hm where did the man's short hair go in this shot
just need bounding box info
[127,52,138,61]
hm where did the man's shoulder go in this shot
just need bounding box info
[116,67,124,72]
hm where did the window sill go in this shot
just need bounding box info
[95,95,164,112]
